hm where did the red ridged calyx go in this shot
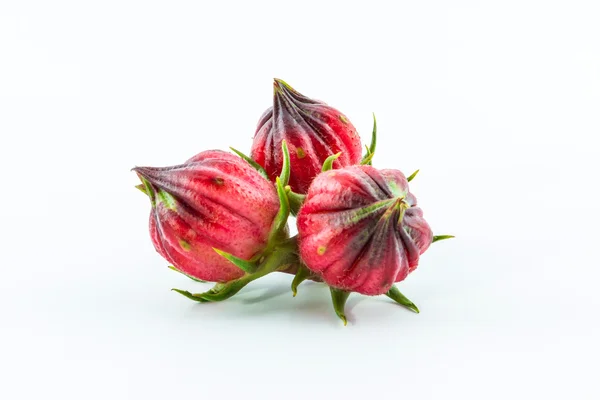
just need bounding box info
[251,79,363,194]
[297,165,433,296]
[134,150,280,282]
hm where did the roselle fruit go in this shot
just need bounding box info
[251,79,363,194]
[134,150,281,283]
[297,165,433,296]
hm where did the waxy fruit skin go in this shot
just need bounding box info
[134,150,280,282]
[297,165,433,295]
[251,79,362,194]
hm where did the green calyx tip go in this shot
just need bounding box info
[322,152,342,172]
[171,288,209,303]
[213,248,256,274]
[361,113,377,166]
[134,170,177,210]
[330,287,351,326]
[229,147,268,180]
[385,285,420,313]
[360,152,375,165]
[369,112,377,155]
[135,184,148,195]
[280,140,291,187]
[291,264,313,297]
[432,235,455,243]
[135,174,157,206]
[407,169,420,182]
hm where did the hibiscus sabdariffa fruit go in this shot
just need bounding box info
[297,165,432,294]
[134,150,281,283]
[251,79,363,194]
[134,144,301,303]
[297,164,445,324]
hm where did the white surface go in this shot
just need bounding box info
[1,1,599,399]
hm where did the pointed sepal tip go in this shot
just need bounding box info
[330,287,351,326]
[385,285,420,313]
[291,264,312,297]
[322,152,342,172]
[229,147,269,179]
[407,169,420,182]
[212,248,255,274]
[432,235,455,243]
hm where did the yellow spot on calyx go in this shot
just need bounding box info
[317,246,326,255]
[179,239,192,252]
[296,147,306,159]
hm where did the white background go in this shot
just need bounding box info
[1,1,599,399]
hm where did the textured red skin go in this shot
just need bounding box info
[251,80,362,194]
[135,150,280,282]
[296,165,433,295]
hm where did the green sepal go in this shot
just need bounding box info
[267,177,290,245]
[213,248,257,274]
[171,288,210,302]
[280,140,291,187]
[360,152,375,166]
[285,186,306,216]
[171,281,246,303]
[291,264,313,297]
[135,184,148,195]
[330,287,352,326]
[406,169,419,182]
[185,280,249,302]
[432,235,455,243]
[137,175,156,206]
[321,152,342,172]
[229,147,268,180]
[368,113,377,156]
[172,237,299,304]
[360,113,377,165]
[168,265,207,283]
[385,285,420,313]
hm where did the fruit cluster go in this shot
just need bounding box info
[134,79,452,324]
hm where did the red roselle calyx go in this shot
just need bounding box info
[134,150,282,283]
[251,79,363,194]
[297,165,433,296]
